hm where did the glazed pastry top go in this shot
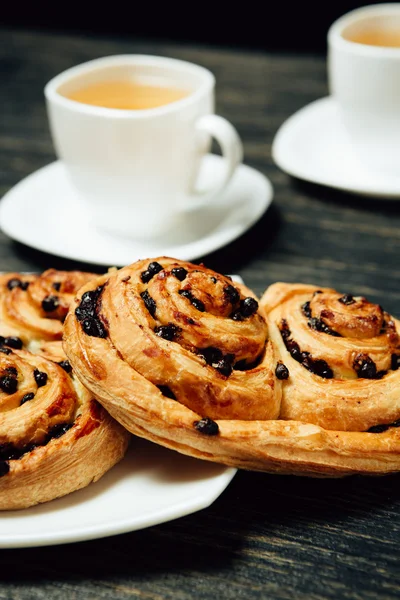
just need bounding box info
[261,283,400,432]
[65,258,281,421]
[0,269,96,346]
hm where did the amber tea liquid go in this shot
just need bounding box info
[63,80,190,110]
[343,27,400,47]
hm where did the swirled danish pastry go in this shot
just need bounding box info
[64,262,400,477]
[63,258,281,466]
[259,283,400,475]
[0,347,130,509]
[0,269,96,353]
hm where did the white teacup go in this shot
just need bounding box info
[328,4,400,176]
[45,55,243,240]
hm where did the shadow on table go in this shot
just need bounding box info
[290,176,400,215]
[0,467,399,585]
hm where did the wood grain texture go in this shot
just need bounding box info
[1,28,400,600]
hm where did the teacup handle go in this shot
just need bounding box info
[186,114,243,211]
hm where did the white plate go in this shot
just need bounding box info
[272,96,400,198]
[0,155,273,266]
[0,438,236,548]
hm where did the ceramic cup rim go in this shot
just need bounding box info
[44,54,215,119]
[328,3,400,58]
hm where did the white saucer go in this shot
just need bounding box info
[0,437,236,548]
[0,155,272,266]
[272,96,400,198]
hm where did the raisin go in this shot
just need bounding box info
[0,461,9,477]
[368,424,389,433]
[22,443,37,454]
[58,360,72,373]
[308,317,341,337]
[338,294,355,305]
[20,392,34,405]
[310,359,333,379]
[359,362,377,379]
[233,357,261,371]
[140,290,157,318]
[148,262,163,275]
[354,355,377,379]
[75,287,107,339]
[48,423,73,440]
[275,363,289,380]
[179,289,205,312]
[230,309,244,321]
[191,297,205,312]
[280,320,291,339]
[42,295,59,312]
[198,347,223,366]
[3,337,23,349]
[224,285,240,305]
[20,281,29,291]
[0,348,11,355]
[287,339,301,361]
[141,262,163,283]
[157,385,176,400]
[240,297,258,317]
[171,267,187,281]
[52,282,61,291]
[0,376,17,394]
[193,417,219,436]
[34,369,48,387]
[154,323,180,341]
[215,354,235,377]
[280,323,333,379]
[0,443,21,460]
[301,301,312,318]
[391,354,400,371]
[7,278,22,290]
[81,317,107,338]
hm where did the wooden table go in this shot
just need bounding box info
[1,28,400,600]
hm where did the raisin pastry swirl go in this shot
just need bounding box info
[63,258,281,468]
[258,283,400,476]
[0,270,96,355]
[0,347,130,509]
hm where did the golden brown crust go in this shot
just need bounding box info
[65,258,280,421]
[262,283,400,431]
[64,263,400,478]
[0,348,130,509]
[0,269,130,509]
[0,270,96,346]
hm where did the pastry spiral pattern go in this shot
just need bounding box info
[0,347,130,509]
[262,283,400,431]
[256,282,400,475]
[63,258,281,460]
[0,269,96,352]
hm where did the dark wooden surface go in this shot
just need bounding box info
[1,28,400,600]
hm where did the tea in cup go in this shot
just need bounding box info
[45,55,243,239]
[328,4,400,175]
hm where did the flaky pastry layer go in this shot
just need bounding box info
[64,262,400,477]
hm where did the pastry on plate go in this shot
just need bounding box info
[0,269,96,360]
[63,258,400,477]
[0,269,130,510]
[260,283,400,475]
